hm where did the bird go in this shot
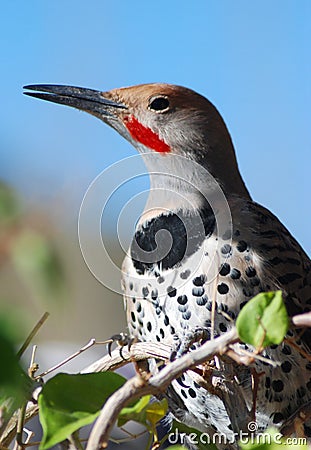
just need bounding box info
[24,83,311,445]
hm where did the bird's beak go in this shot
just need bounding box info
[23,84,127,118]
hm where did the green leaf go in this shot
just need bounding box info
[118,395,151,427]
[118,395,167,429]
[0,332,25,390]
[39,372,126,449]
[0,318,32,427]
[118,396,168,449]
[236,291,289,349]
[145,397,168,427]
[10,230,66,304]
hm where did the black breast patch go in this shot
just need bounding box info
[131,205,215,274]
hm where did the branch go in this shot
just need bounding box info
[85,309,311,449]
[81,342,172,374]
[85,328,239,450]
[292,312,311,328]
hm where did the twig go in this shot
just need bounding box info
[68,432,84,450]
[14,427,34,450]
[36,338,97,379]
[227,344,279,367]
[284,338,311,361]
[28,345,39,379]
[15,403,27,449]
[17,313,50,359]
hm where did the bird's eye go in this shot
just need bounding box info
[148,96,170,112]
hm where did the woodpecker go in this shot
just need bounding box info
[24,83,311,444]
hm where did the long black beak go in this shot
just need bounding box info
[23,84,127,116]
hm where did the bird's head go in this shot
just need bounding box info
[24,82,250,206]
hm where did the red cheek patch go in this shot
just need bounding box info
[123,115,171,153]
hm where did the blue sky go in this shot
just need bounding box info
[1,1,310,254]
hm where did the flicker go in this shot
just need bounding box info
[24,83,311,444]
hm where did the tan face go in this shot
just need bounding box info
[101,83,217,155]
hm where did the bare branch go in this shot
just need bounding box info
[86,328,239,450]
[85,310,311,449]
[37,338,97,379]
[81,342,171,374]
[292,312,311,328]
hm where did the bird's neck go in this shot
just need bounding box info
[137,153,207,226]
[137,151,248,227]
